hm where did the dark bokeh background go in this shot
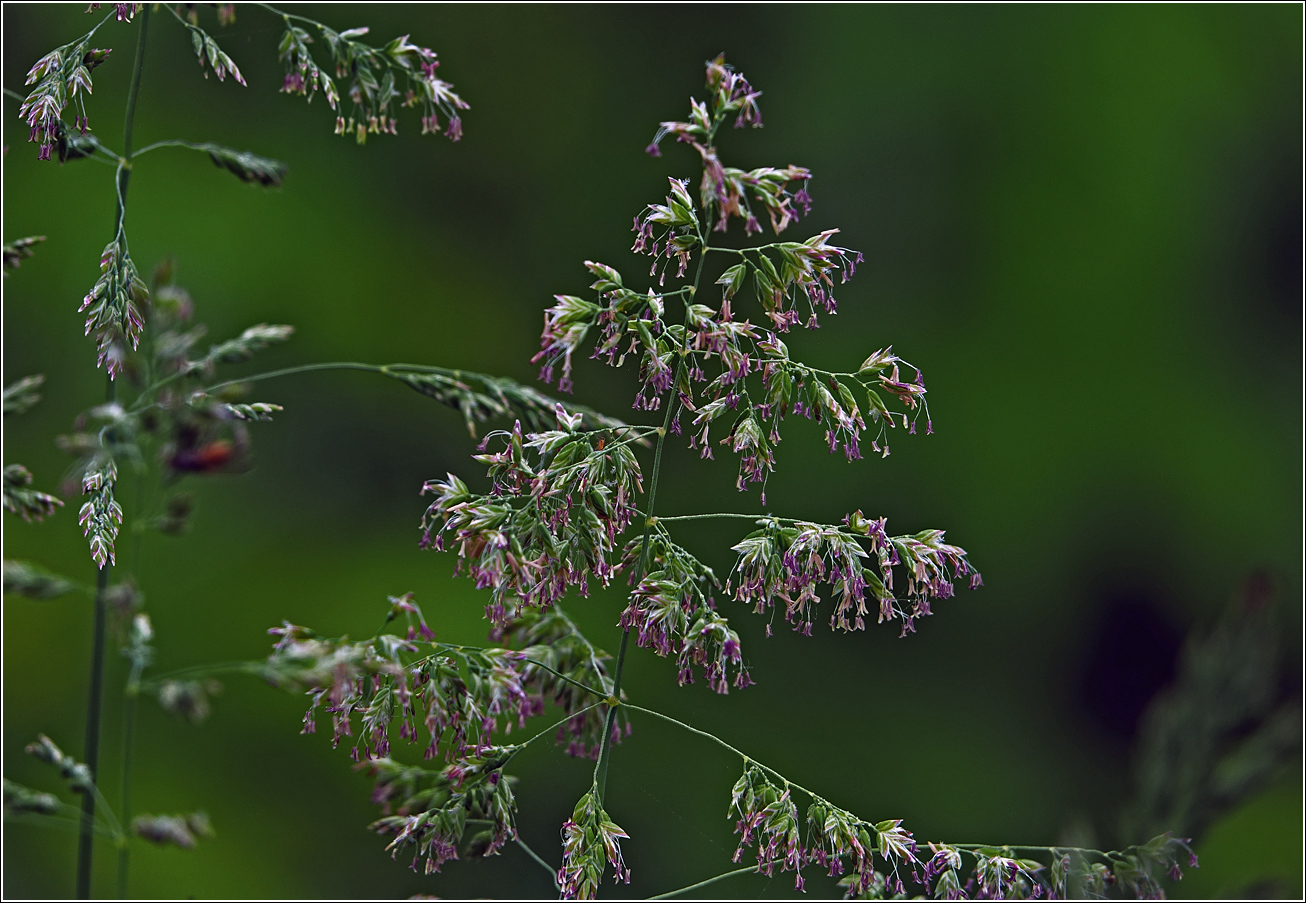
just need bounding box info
[3,3,1301,899]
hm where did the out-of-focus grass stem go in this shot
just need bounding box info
[78,7,151,898]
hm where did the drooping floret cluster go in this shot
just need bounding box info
[618,526,752,693]
[80,236,147,380]
[420,408,647,626]
[363,746,519,875]
[275,20,469,143]
[3,376,65,525]
[77,453,121,569]
[19,23,111,161]
[3,463,63,524]
[730,510,981,639]
[558,787,631,900]
[900,834,1200,901]
[85,4,143,23]
[267,595,616,764]
[131,811,214,850]
[730,764,807,885]
[263,595,623,874]
[23,734,95,794]
[177,15,245,85]
[728,763,921,896]
[728,760,1199,901]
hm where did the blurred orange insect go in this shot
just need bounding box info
[170,439,234,473]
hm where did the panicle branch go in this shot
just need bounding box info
[262,596,627,875]
[530,56,938,499]
[24,734,95,795]
[3,463,64,523]
[167,6,245,85]
[265,6,468,143]
[18,12,115,161]
[265,595,615,764]
[388,367,631,439]
[3,236,47,273]
[726,509,980,639]
[490,608,627,759]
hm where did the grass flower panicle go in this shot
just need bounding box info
[2,560,82,600]
[2,14,1214,899]
[130,811,213,849]
[3,780,64,816]
[3,463,64,523]
[3,235,47,272]
[176,15,245,85]
[25,735,96,794]
[420,409,645,627]
[558,787,631,900]
[271,12,468,144]
[19,22,113,161]
[363,747,520,875]
[81,237,147,380]
[725,511,979,638]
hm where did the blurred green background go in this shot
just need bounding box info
[3,3,1301,899]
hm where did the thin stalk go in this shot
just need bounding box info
[503,702,605,766]
[593,248,709,800]
[592,629,630,797]
[131,138,225,157]
[948,843,1116,860]
[117,554,149,903]
[115,470,144,900]
[126,361,381,413]
[77,405,112,901]
[425,643,607,700]
[704,242,789,256]
[115,688,137,899]
[655,512,791,525]
[516,659,606,700]
[195,361,383,396]
[255,2,326,29]
[622,703,820,801]
[628,706,1123,880]
[199,360,502,395]
[138,661,269,688]
[648,863,778,900]
[79,10,150,897]
[8,813,120,838]
[515,837,561,891]
[183,361,472,404]
[77,441,111,901]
